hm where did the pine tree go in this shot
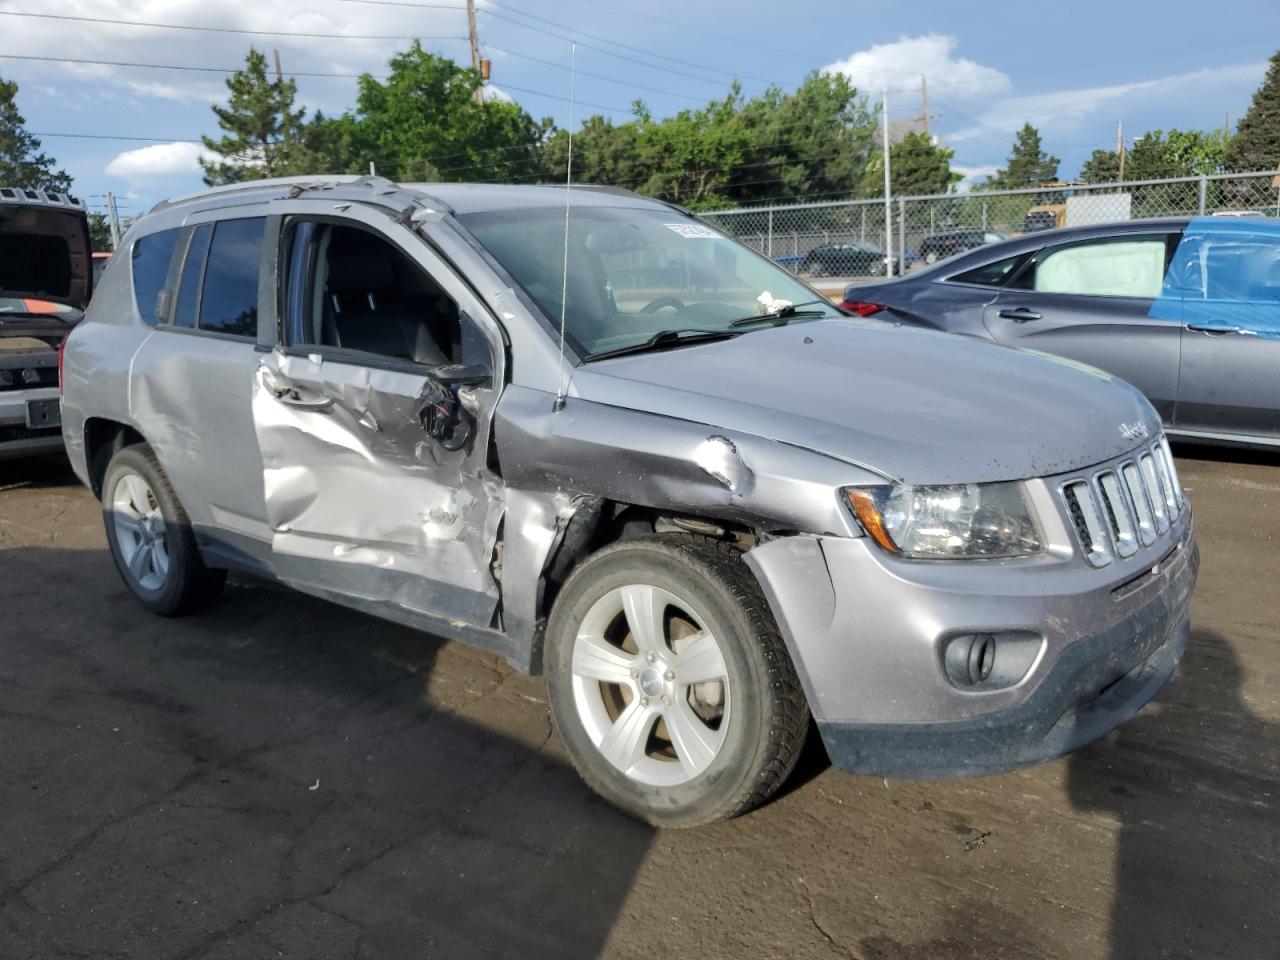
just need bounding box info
[1225,50,1280,172]
[858,131,960,198]
[987,124,1060,188]
[0,74,72,192]
[201,48,307,185]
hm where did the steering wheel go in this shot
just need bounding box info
[639,296,686,314]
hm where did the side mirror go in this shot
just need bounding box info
[428,360,491,390]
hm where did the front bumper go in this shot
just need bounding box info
[746,507,1198,779]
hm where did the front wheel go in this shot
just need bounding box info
[545,536,808,827]
[102,444,226,616]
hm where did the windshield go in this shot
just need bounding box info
[458,205,840,358]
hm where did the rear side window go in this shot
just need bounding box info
[197,217,265,337]
[949,254,1028,287]
[130,228,181,325]
[1012,237,1169,298]
[172,225,212,329]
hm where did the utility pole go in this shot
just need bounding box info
[1117,120,1125,182]
[882,91,893,276]
[273,48,283,82]
[105,192,122,250]
[466,0,483,105]
[921,75,929,136]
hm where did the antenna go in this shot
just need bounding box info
[553,42,577,413]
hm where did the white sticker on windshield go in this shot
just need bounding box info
[663,223,719,239]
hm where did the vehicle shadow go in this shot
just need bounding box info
[1067,628,1280,960]
[0,452,78,491]
[0,542,653,959]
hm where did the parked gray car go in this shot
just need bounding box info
[0,188,91,459]
[844,217,1280,448]
[61,177,1197,825]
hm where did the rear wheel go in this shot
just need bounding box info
[545,535,808,827]
[102,444,226,616]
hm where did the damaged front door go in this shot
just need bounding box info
[252,203,506,629]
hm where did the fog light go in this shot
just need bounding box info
[21,368,40,385]
[0,370,13,386]
[942,631,1044,690]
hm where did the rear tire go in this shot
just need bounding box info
[545,535,808,827]
[102,444,226,616]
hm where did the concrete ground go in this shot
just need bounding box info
[0,447,1276,960]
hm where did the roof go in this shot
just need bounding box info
[0,188,85,211]
[147,175,667,218]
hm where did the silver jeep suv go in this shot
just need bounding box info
[61,177,1198,826]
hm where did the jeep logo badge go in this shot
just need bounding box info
[1119,421,1150,442]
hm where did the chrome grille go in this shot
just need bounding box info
[1059,438,1185,567]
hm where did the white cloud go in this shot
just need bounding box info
[823,35,1011,101]
[4,0,468,107]
[952,164,1001,191]
[105,141,213,178]
[946,62,1267,144]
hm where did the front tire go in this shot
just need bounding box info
[102,444,226,616]
[545,536,808,827]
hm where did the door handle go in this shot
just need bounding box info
[998,307,1043,323]
[1186,323,1241,335]
[258,367,333,410]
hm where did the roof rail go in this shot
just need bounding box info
[148,174,400,214]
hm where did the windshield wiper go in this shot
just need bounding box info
[728,299,831,327]
[584,328,741,362]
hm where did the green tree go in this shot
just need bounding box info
[858,131,960,198]
[349,43,545,182]
[87,211,114,252]
[542,114,642,188]
[985,123,1060,188]
[1079,129,1231,183]
[1079,148,1121,184]
[728,71,876,205]
[201,48,307,185]
[0,74,72,192]
[1225,50,1280,172]
[631,88,752,209]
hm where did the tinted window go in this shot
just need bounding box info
[198,217,264,337]
[172,225,212,329]
[949,254,1028,287]
[130,228,181,325]
[1013,237,1168,298]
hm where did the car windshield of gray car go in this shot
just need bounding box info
[457,205,841,360]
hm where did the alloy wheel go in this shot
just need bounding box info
[570,584,731,787]
[111,472,170,591]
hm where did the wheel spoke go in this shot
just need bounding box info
[573,633,636,685]
[114,512,144,536]
[665,699,723,778]
[597,698,657,772]
[671,631,727,685]
[123,474,152,515]
[620,584,667,655]
[128,542,152,582]
[151,538,170,577]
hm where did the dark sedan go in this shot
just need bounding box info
[916,228,1008,265]
[801,242,892,277]
[843,217,1280,448]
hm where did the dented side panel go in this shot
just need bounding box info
[253,348,504,627]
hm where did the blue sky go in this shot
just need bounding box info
[2,0,1276,222]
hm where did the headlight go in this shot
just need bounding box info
[845,482,1043,559]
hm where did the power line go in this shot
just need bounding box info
[0,9,467,42]
[342,0,770,91]
[0,52,375,80]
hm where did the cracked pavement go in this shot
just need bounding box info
[1,449,1277,959]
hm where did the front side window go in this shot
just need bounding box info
[197,217,264,337]
[458,205,841,358]
[172,225,212,329]
[1013,237,1169,298]
[130,228,181,325]
[1167,230,1280,303]
[282,220,478,367]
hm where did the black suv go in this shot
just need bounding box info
[916,228,1006,265]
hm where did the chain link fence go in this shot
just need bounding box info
[700,171,1280,282]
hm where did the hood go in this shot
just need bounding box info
[571,319,1162,485]
[0,189,93,310]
